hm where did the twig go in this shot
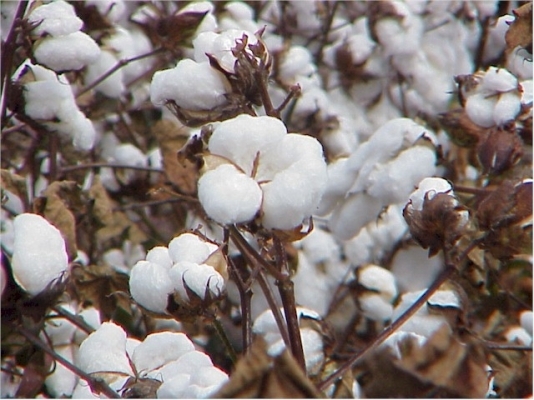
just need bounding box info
[275,84,301,115]
[1,0,29,125]
[113,197,191,211]
[76,48,164,98]
[483,340,533,351]
[18,326,121,399]
[51,305,95,335]
[227,254,253,353]
[211,315,238,366]
[1,123,27,136]
[60,162,164,174]
[318,263,457,391]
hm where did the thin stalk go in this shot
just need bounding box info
[51,306,94,335]
[212,316,238,366]
[18,327,120,398]
[318,263,456,391]
[275,84,301,115]
[60,162,164,174]
[227,256,253,353]
[76,48,164,98]
[273,236,305,371]
[48,131,58,182]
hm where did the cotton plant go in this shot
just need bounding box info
[27,0,100,72]
[13,61,96,151]
[320,118,438,240]
[76,322,228,398]
[129,232,227,316]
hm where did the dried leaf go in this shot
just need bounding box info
[1,169,28,205]
[213,339,323,398]
[152,119,198,195]
[505,3,533,55]
[489,347,533,397]
[395,325,489,398]
[69,263,131,320]
[33,181,83,260]
[88,176,147,245]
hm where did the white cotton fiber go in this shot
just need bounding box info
[28,0,82,37]
[132,332,195,373]
[198,164,263,225]
[150,60,230,110]
[12,214,68,296]
[129,260,173,314]
[170,262,225,301]
[146,246,173,269]
[84,50,125,98]
[77,322,134,379]
[34,32,100,72]
[168,233,217,264]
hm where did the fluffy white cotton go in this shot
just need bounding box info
[505,327,532,346]
[170,262,225,301]
[150,60,231,110]
[193,29,258,73]
[12,214,68,296]
[278,46,316,85]
[45,345,77,397]
[84,50,125,98]
[359,293,395,322]
[391,246,443,292]
[358,264,398,301]
[44,304,77,346]
[132,332,195,373]
[168,233,217,264]
[520,311,533,336]
[329,192,383,240]
[129,260,174,314]
[33,31,100,71]
[28,1,82,37]
[198,164,263,225]
[146,246,173,269]
[408,177,452,210]
[85,0,126,23]
[208,115,286,172]
[77,322,134,380]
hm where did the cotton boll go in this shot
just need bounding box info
[292,254,332,315]
[77,322,134,380]
[146,246,173,269]
[366,146,437,205]
[483,15,514,63]
[12,214,68,296]
[67,112,96,151]
[316,158,355,216]
[44,304,77,345]
[73,307,102,344]
[357,264,398,302]
[45,344,77,397]
[28,1,82,37]
[106,28,153,83]
[520,311,533,336]
[278,46,316,85]
[85,0,126,23]
[506,50,533,80]
[23,80,73,120]
[391,246,443,292]
[129,260,174,314]
[34,32,100,72]
[170,262,225,301]
[465,93,497,127]
[150,60,231,111]
[178,1,217,34]
[198,164,263,225]
[359,293,394,321]
[168,233,217,265]
[480,67,518,93]
[329,192,384,240]
[190,365,229,387]
[157,374,191,398]
[300,328,325,375]
[493,91,521,125]
[132,332,195,373]
[208,114,287,175]
[408,177,452,211]
[375,9,423,56]
[505,326,532,346]
[156,351,214,379]
[84,50,125,98]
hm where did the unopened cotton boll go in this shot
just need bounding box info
[34,31,100,72]
[28,0,82,37]
[198,164,263,225]
[129,260,174,314]
[150,60,231,111]
[12,214,68,296]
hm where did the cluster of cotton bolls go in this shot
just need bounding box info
[1,0,532,398]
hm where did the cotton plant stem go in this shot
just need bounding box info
[18,327,121,399]
[227,256,253,353]
[76,47,164,98]
[51,305,94,335]
[318,263,457,392]
[60,162,164,174]
[273,236,306,372]
[211,316,238,366]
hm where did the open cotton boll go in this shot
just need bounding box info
[23,80,73,120]
[170,262,225,301]
[63,111,96,151]
[150,60,231,111]
[177,1,217,35]
[358,264,398,302]
[45,344,77,397]
[493,91,522,125]
[28,0,82,37]
[278,46,316,85]
[12,214,68,296]
[77,322,134,380]
[359,293,394,321]
[44,304,77,345]
[408,177,452,211]
[465,93,497,128]
[480,67,518,93]
[132,332,195,373]
[34,32,100,72]
[505,327,532,346]
[391,246,443,292]
[520,311,533,336]
[85,0,126,23]
[168,233,217,265]
[208,114,287,176]
[129,260,174,314]
[146,246,173,269]
[198,164,263,225]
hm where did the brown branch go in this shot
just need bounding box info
[60,162,164,174]
[18,326,121,399]
[76,47,164,98]
[51,305,95,335]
